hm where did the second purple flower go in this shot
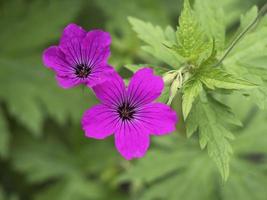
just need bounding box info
[43,23,114,88]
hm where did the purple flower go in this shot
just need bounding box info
[82,68,178,160]
[42,23,114,88]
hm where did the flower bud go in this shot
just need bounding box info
[163,71,178,85]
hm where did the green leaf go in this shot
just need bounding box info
[124,64,169,75]
[119,148,194,184]
[209,97,243,127]
[175,0,211,63]
[120,107,267,199]
[194,0,226,51]
[239,6,258,31]
[128,17,183,68]
[222,159,267,200]
[220,6,267,109]
[221,110,267,200]
[236,56,267,109]
[223,109,267,200]
[186,95,235,181]
[224,7,267,66]
[220,8,267,112]
[141,156,215,200]
[11,130,109,200]
[119,135,217,200]
[182,78,203,119]
[245,67,267,81]
[0,0,83,56]
[198,67,256,90]
[0,108,10,158]
[0,58,94,137]
[35,177,102,200]
[234,112,267,154]
[95,0,173,70]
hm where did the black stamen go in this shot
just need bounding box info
[117,102,136,121]
[75,63,91,78]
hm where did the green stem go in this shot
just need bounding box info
[215,3,267,67]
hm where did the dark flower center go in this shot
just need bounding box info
[75,64,91,78]
[117,102,136,121]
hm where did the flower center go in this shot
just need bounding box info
[117,102,136,121]
[75,64,91,78]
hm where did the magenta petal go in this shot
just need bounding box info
[92,72,126,106]
[42,46,71,72]
[115,123,150,160]
[81,30,111,67]
[59,37,84,66]
[60,23,86,46]
[85,65,115,87]
[138,103,178,135]
[56,75,80,89]
[127,68,164,107]
[59,24,86,65]
[83,30,111,48]
[82,105,117,139]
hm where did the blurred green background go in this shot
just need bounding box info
[0,0,267,199]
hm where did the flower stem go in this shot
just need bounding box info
[215,3,267,67]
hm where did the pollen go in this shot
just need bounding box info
[75,64,91,78]
[117,102,136,121]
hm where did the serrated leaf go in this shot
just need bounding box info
[118,135,216,200]
[128,17,183,68]
[194,0,226,51]
[220,7,267,113]
[223,109,267,200]
[186,95,236,181]
[118,149,193,184]
[224,7,267,66]
[198,67,256,90]
[238,57,267,109]
[141,154,215,200]
[209,97,243,127]
[182,78,203,119]
[120,105,267,199]
[175,0,211,63]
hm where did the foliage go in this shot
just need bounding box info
[128,17,182,68]
[128,0,266,181]
[174,0,211,64]
[11,126,121,200]
[0,0,267,199]
[119,108,267,200]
